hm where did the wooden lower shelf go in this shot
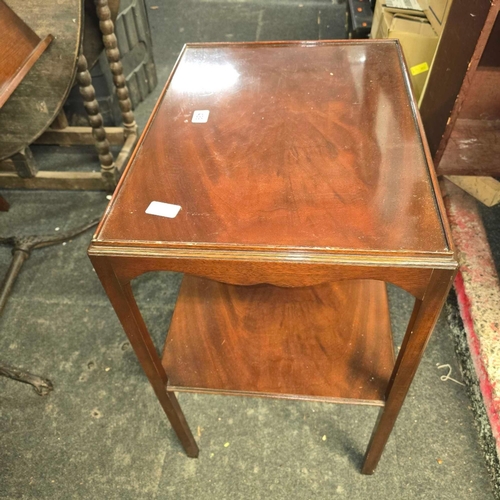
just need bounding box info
[162,276,395,406]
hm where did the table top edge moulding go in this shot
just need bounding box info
[91,39,454,259]
[87,244,457,269]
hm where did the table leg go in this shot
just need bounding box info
[362,268,455,474]
[95,0,138,137]
[91,256,199,458]
[0,194,9,211]
[76,54,116,190]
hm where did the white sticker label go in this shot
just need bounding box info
[192,110,210,123]
[145,201,181,219]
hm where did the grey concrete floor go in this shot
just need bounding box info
[0,0,496,498]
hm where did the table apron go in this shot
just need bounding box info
[90,253,447,299]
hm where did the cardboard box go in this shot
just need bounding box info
[374,0,452,35]
[384,0,426,18]
[418,0,453,35]
[389,16,438,100]
[370,0,385,39]
[446,176,500,207]
[371,5,438,101]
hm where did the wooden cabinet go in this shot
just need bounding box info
[420,0,500,176]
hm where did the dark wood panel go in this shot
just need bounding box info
[479,11,500,67]
[437,119,500,176]
[0,0,82,160]
[0,1,53,108]
[420,0,493,159]
[162,276,395,405]
[97,41,448,255]
[459,67,500,120]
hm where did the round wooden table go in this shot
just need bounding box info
[0,0,82,160]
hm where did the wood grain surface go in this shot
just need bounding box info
[96,253,438,298]
[0,1,53,108]
[162,275,394,404]
[0,0,82,160]
[96,41,448,256]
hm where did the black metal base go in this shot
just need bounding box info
[0,218,99,394]
[0,362,54,396]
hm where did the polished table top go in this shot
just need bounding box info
[95,40,451,258]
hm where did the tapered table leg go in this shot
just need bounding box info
[91,256,199,458]
[362,268,456,474]
[0,194,9,211]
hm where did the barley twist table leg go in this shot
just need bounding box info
[76,54,116,189]
[95,0,138,137]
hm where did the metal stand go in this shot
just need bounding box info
[0,218,99,395]
[0,363,53,396]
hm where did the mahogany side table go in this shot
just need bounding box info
[88,40,457,474]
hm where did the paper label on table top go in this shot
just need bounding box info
[145,201,181,218]
[192,110,210,123]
